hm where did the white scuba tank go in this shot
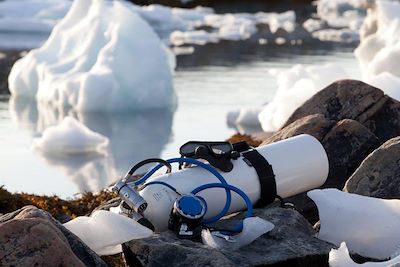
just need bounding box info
[140,134,329,231]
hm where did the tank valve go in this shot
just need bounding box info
[112,180,148,214]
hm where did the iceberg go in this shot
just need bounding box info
[33,116,109,154]
[8,0,175,112]
[308,189,400,260]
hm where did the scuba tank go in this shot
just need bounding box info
[132,134,329,231]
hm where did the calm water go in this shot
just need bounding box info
[0,42,359,198]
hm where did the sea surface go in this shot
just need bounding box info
[0,41,360,198]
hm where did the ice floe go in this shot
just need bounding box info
[258,64,349,132]
[8,0,175,112]
[355,0,400,79]
[329,242,400,267]
[308,189,400,260]
[64,210,153,255]
[32,116,109,154]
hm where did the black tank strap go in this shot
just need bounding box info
[242,149,277,207]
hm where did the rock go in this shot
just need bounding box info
[123,207,334,267]
[284,79,400,142]
[321,119,379,189]
[344,137,400,198]
[263,114,335,144]
[0,206,106,267]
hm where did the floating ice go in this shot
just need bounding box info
[8,0,175,112]
[302,18,326,33]
[255,11,296,34]
[201,217,274,251]
[316,0,370,29]
[308,189,400,260]
[33,117,109,154]
[355,1,400,79]
[64,210,153,255]
[170,30,218,46]
[227,107,263,128]
[258,64,349,132]
[0,0,71,33]
[312,28,359,43]
[329,242,400,267]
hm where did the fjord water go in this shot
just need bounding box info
[0,42,359,198]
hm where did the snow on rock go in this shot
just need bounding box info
[308,189,400,260]
[329,242,400,267]
[64,210,153,255]
[8,0,175,112]
[258,64,350,132]
[0,0,71,33]
[33,117,109,154]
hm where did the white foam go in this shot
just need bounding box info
[64,210,153,255]
[33,116,109,154]
[258,64,349,132]
[8,0,175,112]
[308,189,400,260]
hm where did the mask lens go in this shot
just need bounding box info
[180,142,198,156]
[210,143,231,155]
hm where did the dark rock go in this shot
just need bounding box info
[284,79,400,143]
[262,114,335,144]
[0,206,106,267]
[321,119,380,189]
[123,207,334,267]
[344,137,400,198]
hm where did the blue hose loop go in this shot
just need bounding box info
[192,183,253,228]
[135,157,232,224]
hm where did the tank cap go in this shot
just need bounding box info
[175,194,206,220]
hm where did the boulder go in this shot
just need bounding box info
[321,119,380,189]
[263,114,335,144]
[284,79,400,143]
[0,206,106,267]
[344,137,400,198]
[123,207,334,267]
